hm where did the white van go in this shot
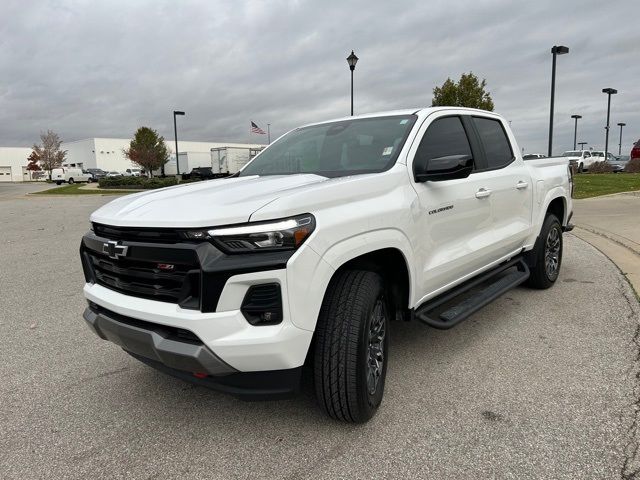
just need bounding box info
[52,168,92,185]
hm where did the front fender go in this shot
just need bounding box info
[286,229,416,332]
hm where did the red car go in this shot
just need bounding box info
[632,140,640,160]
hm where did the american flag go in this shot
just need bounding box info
[250,121,266,135]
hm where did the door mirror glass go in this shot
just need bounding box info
[415,154,473,182]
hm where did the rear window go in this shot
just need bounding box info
[472,117,513,169]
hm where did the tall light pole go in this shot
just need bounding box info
[578,141,587,150]
[602,88,617,161]
[548,45,569,157]
[346,50,358,116]
[571,115,582,150]
[267,123,271,144]
[173,110,185,175]
[617,122,626,156]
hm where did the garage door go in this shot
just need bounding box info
[0,166,12,181]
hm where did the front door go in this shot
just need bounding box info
[408,114,496,301]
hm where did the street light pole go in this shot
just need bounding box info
[267,123,271,144]
[173,110,185,175]
[571,114,582,150]
[602,88,617,161]
[548,45,569,157]
[578,142,587,150]
[617,122,626,156]
[346,50,358,116]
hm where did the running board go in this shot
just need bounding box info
[415,257,530,330]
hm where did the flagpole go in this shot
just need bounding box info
[267,124,271,144]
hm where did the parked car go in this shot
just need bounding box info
[106,171,122,178]
[561,150,594,172]
[632,140,640,161]
[607,155,630,173]
[51,167,92,185]
[85,168,108,180]
[523,153,546,160]
[124,168,142,177]
[185,167,218,180]
[80,107,573,423]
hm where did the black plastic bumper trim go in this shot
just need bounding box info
[127,352,303,401]
[83,305,237,376]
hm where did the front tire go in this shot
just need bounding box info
[314,270,389,423]
[68,178,74,184]
[527,214,563,289]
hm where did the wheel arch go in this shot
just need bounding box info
[331,247,412,320]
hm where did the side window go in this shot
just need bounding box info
[472,117,514,169]
[584,152,591,158]
[413,116,472,174]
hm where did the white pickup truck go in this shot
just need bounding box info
[80,107,573,422]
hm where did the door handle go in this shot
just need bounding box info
[516,181,529,189]
[475,188,492,199]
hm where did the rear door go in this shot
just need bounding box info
[469,115,533,257]
[408,113,496,299]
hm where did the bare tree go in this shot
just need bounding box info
[33,130,67,180]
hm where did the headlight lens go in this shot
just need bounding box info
[186,214,315,253]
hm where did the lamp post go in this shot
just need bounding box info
[173,110,185,175]
[617,122,626,156]
[346,50,358,116]
[267,123,271,144]
[578,141,587,150]
[602,88,617,161]
[570,114,581,150]
[548,45,569,157]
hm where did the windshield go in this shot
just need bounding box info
[239,115,417,178]
[562,151,581,157]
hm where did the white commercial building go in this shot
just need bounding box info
[0,147,36,182]
[0,138,266,181]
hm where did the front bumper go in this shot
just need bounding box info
[80,226,333,379]
[83,303,303,399]
[83,304,236,376]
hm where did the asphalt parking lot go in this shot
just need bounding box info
[1,186,639,479]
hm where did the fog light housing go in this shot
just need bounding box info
[241,284,283,325]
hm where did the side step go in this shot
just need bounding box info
[415,257,530,330]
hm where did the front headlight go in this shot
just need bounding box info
[186,214,315,253]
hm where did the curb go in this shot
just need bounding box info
[571,226,640,299]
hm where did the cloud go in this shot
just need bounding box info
[0,0,638,154]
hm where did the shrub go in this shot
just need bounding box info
[98,176,178,189]
[624,158,640,173]
[587,161,613,174]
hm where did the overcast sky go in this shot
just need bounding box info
[1,0,638,155]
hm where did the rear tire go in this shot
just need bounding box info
[578,163,583,173]
[68,178,74,184]
[527,214,563,289]
[314,270,389,423]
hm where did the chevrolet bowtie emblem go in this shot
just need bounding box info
[102,240,128,260]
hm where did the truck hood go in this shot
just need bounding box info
[90,174,328,228]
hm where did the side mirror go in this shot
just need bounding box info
[414,154,474,182]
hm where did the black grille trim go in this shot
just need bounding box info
[93,223,183,243]
[87,251,200,309]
